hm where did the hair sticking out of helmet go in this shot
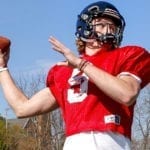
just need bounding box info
[75,1,125,49]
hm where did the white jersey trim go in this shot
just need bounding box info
[117,72,142,84]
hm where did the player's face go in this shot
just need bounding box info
[92,17,117,36]
[85,18,118,55]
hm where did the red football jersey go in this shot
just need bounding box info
[46,46,150,139]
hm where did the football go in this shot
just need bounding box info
[0,36,11,53]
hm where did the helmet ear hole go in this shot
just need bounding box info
[75,1,126,47]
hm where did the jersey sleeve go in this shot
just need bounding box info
[46,65,62,105]
[119,46,150,88]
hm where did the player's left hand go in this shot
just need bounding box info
[49,36,81,67]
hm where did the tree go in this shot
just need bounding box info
[0,116,8,150]
[132,84,150,149]
[14,69,65,150]
[0,115,35,150]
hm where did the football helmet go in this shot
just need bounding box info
[75,1,125,47]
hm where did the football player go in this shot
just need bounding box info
[0,1,150,150]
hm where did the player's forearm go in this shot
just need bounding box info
[0,70,28,113]
[83,63,140,106]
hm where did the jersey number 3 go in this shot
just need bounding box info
[67,69,89,103]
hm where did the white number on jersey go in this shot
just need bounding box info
[67,68,89,103]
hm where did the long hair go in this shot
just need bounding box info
[75,38,116,54]
[75,38,86,54]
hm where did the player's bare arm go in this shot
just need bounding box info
[49,36,140,106]
[82,64,140,106]
[0,37,58,118]
[0,70,58,118]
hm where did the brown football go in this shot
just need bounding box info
[0,36,11,53]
